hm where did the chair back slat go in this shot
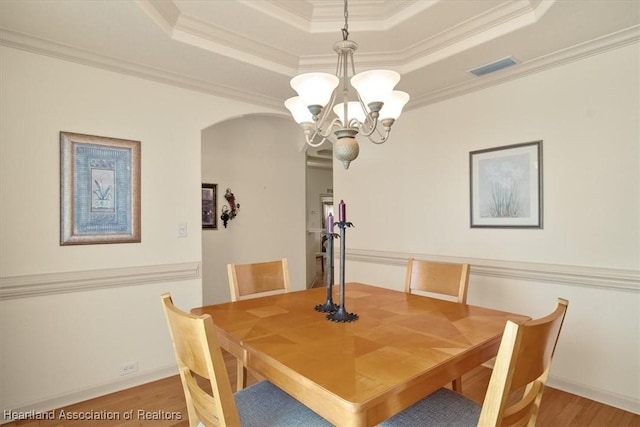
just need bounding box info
[182,367,224,427]
[478,298,568,427]
[501,381,542,426]
[228,258,290,301]
[161,293,240,427]
[405,258,470,303]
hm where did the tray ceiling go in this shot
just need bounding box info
[1,0,638,112]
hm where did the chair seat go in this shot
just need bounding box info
[379,388,481,426]
[236,380,333,427]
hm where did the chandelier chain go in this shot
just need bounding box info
[342,0,349,40]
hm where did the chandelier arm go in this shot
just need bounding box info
[347,118,363,129]
[305,135,328,148]
[366,127,391,144]
[340,50,350,126]
[356,112,381,138]
[366,117,394,144]
[349,49,356,76]
[335,44,344,76]
[351,88,381,136]
[310,117,343,141]
[303,117,342,147]
[313,88,339,133]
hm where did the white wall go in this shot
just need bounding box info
[200,116,308,305]
[334,43,640,412]
[305,167,333,285]
[0,46,272,417]
[1,33,638,420]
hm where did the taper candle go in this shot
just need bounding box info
[338,200,346,222]
[327,212,334,233]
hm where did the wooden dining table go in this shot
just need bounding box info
[191,283,528,426]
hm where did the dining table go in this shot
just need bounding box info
[191,282,528,426]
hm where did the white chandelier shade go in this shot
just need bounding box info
[379,91,410,121]
[284,96,313,124]
[289,73,340,109]
[349,70,400,107]
[284,0,410,169]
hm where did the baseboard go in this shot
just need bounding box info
[1,365,178,424]
[546,376,640,415]
[480,360,639,415]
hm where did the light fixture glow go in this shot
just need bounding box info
[350,70,400,107]
[289,73,340,109]
[284,0,409,169]
[284,96,313,124]
[333,102,367,125]
[379,91,410,121]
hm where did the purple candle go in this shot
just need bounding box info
[327,212,334,233]
[338,200,346,222]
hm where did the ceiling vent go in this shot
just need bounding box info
[469,57,517,77]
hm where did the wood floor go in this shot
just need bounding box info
[5,350,639,427]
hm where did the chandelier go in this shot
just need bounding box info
[284,0,409,169]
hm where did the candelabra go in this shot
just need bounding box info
[326,220,358,322]
[315,229,339,313]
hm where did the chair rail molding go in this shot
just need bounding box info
[0,262,201,300]
[345,249,639,292]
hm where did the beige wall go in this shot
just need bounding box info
[0,46,275,416]
[334,43,640,412]
[1,38,638,418]
[200,115,307,305]
[305,167,333,285]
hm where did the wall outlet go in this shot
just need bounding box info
[119,361,138,376]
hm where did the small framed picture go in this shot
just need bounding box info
[470,141,543,228]
[202,183,217,229]
[60,132,141,245]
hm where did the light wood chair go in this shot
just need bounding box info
[405,258,470,391]
[228,258,291,302]
[404,258,470,303]
[227,258,290,390]
[161,293,332,427]
[380,298,569,427]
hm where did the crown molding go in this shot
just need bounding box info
[0,29,284,111]
[2,24,637,115]
[239,0,434,33]
[238,0,314,32]
[409,25,640,109]
[308,0,436,33]
[136,0,550,77]
[397,0,550,74]
[137,0,299,76]
[0,262,201,300]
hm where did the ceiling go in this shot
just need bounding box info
[1,0,638,164]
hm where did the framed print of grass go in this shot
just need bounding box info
[60,132,141,245]
[470,141,542,228]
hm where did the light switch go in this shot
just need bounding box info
[177,222,187,237]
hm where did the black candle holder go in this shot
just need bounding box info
[326,221,358,323]
[315,231,339,313]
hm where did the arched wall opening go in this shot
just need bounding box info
[200,114,309,304]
